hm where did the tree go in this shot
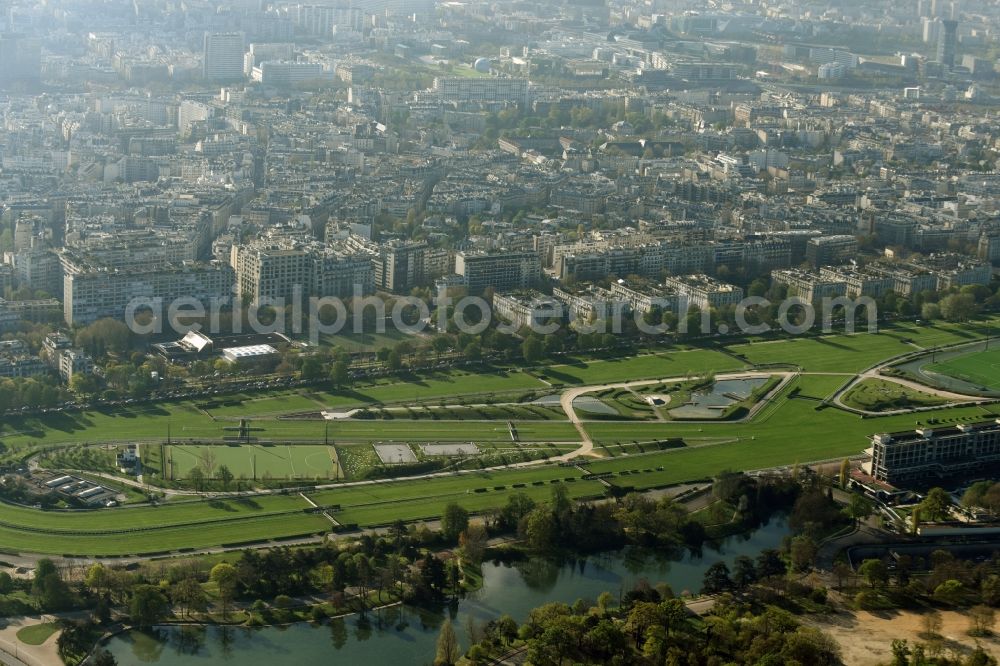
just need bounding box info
[387,348,404,371]
[84,563,109,596]
[702,562,732,594]
[217,465,234,490]
[859,559,889,589]
[838,458,850,489]
[919,487,952,522]
[130,585,169,628]
[200,449,218,478]
[331,360,351,388]
[75,318,131,357]
[921,610,943,638]
[939,293,978,322]
[847,494,874,526]
[789,535,818,572]
[299,356,324,380]
[732,555,758,589]
[756,549,787,580]
[921,302,941,320]
[171,577,208,618]
[458,523,488,565]
[188,467,206,492]
[933,579,967,605]
[550,483,571,517]
[981,575,1000,606]
[520,507,557,552]
[832,562,852,590]
[34,560,71,611]
[210,563,238,618]
[969,605,996,636]
[464,341,482,363]
[441,502,469,544]
[496,614,518,645]
[625,602,662,649]
[522,336,544,364]
[434,618,460,666]
[69,372,99,396]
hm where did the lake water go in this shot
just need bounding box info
[669,377,768,419]
[105,515,789,665]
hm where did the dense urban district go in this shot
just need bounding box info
[3,0,1000,664]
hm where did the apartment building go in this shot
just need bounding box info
[608,281,679,315]
[806,235,858,268]
[62,255,235,326]
[663,274,744,310]
[819,267,894,298]
[552,285,614,322]
[454,250,541,294]
[231,239,374,305]
[374,241,429,294]
[492,291,564,330]
[57,348,94,382]
[867,265,938,297]
[771,269,848,302]
[0,298,62,332]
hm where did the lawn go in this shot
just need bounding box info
[727,317,1000,374]
[0,493,311,532]
[0,512,331,556]
[162,443,340,481]
[17,623,59,645]
[841,378,948,412]
[0,408,576,451]
[727,333,914,373]
[926,348,1000,391]
[320,327,423,353]
[535,349,741,386]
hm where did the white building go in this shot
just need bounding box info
[433,77,529,107]
[251,61,324,86]
[203,32,245,82]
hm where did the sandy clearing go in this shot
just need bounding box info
[807,608,1000,665]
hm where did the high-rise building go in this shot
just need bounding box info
[921,17,940,44]
[0,34,40,85]
[203,32,245,82]
[937,19,958,68]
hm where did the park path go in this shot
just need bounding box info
[554,371,790,461]
[0,612,84,666]
[831,363,990,415]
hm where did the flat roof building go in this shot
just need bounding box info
[865,420,1000,486]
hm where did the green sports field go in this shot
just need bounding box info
[155,443,340,481]
[925,348,1000,391]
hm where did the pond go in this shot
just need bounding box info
[668,376,768,420]
[105,515,790,665]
